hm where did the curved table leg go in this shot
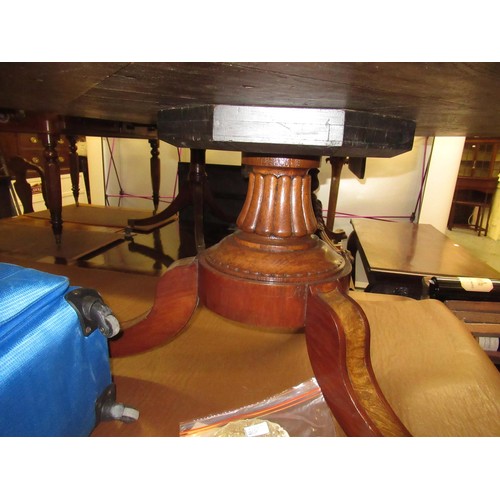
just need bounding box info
[127,188,191,228]
[109,257,199,357]
[305,284,411,437]
[127,149,234,243]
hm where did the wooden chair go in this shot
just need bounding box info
[5,155,48,214]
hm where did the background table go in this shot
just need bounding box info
[348,219,500,298]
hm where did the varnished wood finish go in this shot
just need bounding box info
[453,176,499,192]
[2,63,500,137]
[198,154,351,328]
[149,139,160,214]
[128,150,234,246]
[305,285,411,436]
[3,62,499,243]
[67,135,80,206]
[109,258,199,357]
[351,219,500,278]
[0,112,159,241]
[0,217,123,263]
[325,157,346,231]
[199,250,350,330]
[237,154,318,237]
[26,203,176,230]
[38,119,63,243]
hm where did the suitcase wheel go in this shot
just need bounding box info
[66,288,121,338]
[96,384,140,425]
[104,403,140,423]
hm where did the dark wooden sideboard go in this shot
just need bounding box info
[0,113,158,242]
[0,132,71,177]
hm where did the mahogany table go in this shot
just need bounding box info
[348,218,500,298]
[101,104,418,436]
[2,104,420,436]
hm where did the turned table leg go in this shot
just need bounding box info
[67,135,80,206]
[39,118,63,244]
[149,138,161,215]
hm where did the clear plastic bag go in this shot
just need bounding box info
[179,378,336,437]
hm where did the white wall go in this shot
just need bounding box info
[418,136,465,233]
[315,136,432,236]
[86,136,106,206]
[84,136,464,239]
[96,138,180,211]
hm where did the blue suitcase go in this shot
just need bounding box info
[0,262,139,436]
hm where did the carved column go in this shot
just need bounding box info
[237,155,318,238]
[198,154,351,329]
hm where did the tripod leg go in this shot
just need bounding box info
[109,257,199,357]
[305,285,410,437]
[128,188,191,228]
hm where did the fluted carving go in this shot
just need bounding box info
[237,168,318,238]
[199,154,348,329]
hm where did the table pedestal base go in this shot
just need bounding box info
[109,152,409,436]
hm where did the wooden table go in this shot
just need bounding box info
[348,219,500,299]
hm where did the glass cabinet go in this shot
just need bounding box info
[459,138,500,178]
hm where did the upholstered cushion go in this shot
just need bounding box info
[357,296,500,436]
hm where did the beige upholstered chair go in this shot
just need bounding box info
[349,292,500,436]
